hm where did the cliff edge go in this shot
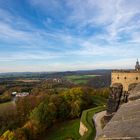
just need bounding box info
[97,83,140,140]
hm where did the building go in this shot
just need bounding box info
[15,92,29,97]
[11,92,29,97]
[11,92,17,96]
[135,59,140,71]
[111,60,140,91]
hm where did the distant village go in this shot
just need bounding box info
[11,78,63,97]
[11,91,29,97]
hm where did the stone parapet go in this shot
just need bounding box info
[79,122,88,136]
[112,70,140,73]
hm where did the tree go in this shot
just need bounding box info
[30,97,57,128]
[14,128,27,140]
[70,100,82,118]
[16,96,43,125]
[2,130,17,140]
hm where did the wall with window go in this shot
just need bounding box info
[111,71,140,91]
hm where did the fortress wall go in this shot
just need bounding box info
[79,122,88,136]
[111,71,140,91]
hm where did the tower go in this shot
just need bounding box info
[135,59,140,71]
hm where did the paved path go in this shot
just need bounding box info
[93,111,106,140]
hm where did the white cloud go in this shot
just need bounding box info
[0,0,140,71]
[0,58,136,72]
[29,0,140,43]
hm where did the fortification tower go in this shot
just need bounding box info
[111,60,140,91]
[135,59,140,71]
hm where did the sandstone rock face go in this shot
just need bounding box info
[98,100,140,140]
[129,83,140,101]
[106,83,123,115]
[97,83,140,140]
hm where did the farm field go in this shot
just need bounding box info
[65,75,100,84]
[16,79,40,82]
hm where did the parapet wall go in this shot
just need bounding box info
[111,71,140,91]
[79,122,88,136]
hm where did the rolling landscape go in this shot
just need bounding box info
[0,0,139,140]
[0,70,110,140]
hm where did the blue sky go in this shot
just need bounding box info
[0,0,140,72]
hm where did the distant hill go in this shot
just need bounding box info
[0,69,111,79]
[0,70,111,88]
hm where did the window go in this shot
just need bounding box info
[136,77,138,80]
[117,77,119,79]
[124,77,127,80]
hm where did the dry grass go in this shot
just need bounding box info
[16,79,40,83]
[0,101,16,116]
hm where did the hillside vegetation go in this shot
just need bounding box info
[0,71,110,140]
[0,86,109,140]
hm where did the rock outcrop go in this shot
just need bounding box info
[103,83,123,124]
[97,83,140,140]
[106,83,123,115]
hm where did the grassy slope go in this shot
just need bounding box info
[65,75,100,84]
[0,101,16,116]
[42,119,81,140]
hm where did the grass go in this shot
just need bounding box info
[93,96,107,106]
[80,106,106,140]
[65,75,100,85]
[0,101,16,116]
[42,119,81,140]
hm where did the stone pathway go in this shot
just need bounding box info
[93,111,106,140]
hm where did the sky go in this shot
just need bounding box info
[0,0,140,72]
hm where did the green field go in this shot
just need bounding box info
[65,75,100,84]
[0,101,16,115]
[42,119,81,140]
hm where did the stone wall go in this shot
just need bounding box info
[111,71,140,91]
[79,122,88,136]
